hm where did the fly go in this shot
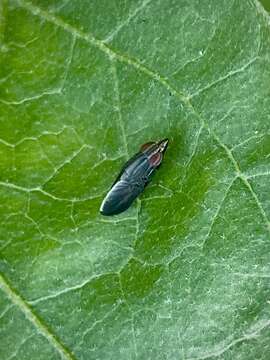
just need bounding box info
[100,138,169,216]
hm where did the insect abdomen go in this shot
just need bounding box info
[100,180,144,216]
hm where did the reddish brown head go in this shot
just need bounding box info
[141,138,169,167]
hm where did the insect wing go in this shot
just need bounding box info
[111,152,142,186]
[140,142,155,152]
[100,180,143,216]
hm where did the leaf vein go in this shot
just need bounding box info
[104,0,153,43]
[201,177,237,248]
[189,319,270,360]
[189,57,258,99]
[0,273,76,360]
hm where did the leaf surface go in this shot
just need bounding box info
[1,0,270,359]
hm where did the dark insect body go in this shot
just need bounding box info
[100,138,169,216]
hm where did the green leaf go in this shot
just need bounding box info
[1,0,270,359]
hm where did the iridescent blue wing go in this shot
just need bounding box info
[112,152,142,186]
[100,180,143,216]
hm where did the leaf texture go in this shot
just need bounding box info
[1,0,270,359]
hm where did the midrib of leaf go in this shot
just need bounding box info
[0,273,75,360]
[3,0,270,357]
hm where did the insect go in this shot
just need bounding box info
[100,138,169,216]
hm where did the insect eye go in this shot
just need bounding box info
[149,152,162,167]
[140,142,155,152]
